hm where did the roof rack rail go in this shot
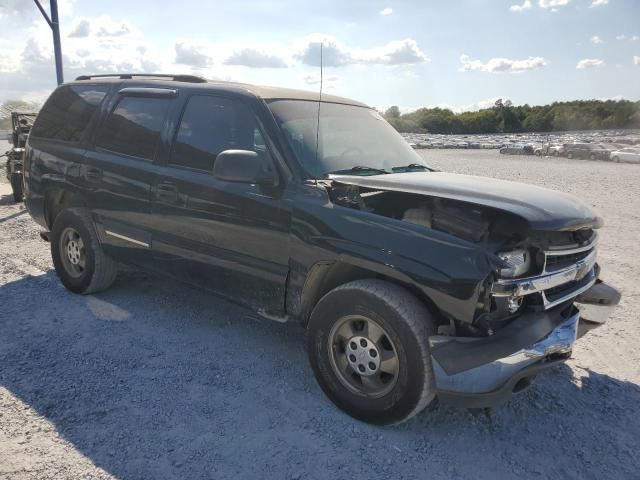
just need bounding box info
[74,73,207,83]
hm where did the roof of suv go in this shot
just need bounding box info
[71,74,370,108]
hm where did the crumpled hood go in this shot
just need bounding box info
[329,171,602,231]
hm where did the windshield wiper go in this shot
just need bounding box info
[391,163,434,172]
[327,165,389,175]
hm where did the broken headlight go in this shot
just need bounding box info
[497,248,531,278]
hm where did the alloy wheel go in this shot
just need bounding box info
[327,315,399,398]
[59,227,86,278]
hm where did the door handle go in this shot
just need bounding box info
[85,166,102,182]
[156,182,179,202]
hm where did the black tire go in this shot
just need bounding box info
[589,153,596,161]
[51,208,118,294]
[10,174,23,202]
[567,152,574,159]
[307,279,437,425]
[553,151,559,157]
[612,156,620,163]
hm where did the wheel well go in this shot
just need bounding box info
[44,189,87,229]
[296,261,439,327]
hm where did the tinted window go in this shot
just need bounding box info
[96,96,170,160]
[30,85,108,142]
[170,95,270,171]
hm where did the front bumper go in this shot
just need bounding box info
[430,280,620,408]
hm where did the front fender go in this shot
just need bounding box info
[289,196,495,323]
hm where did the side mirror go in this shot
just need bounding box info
[213,149,278,186]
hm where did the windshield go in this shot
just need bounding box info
[267,100,428,177]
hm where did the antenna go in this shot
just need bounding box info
[314,42,323,177]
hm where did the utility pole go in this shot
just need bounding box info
[33,0,64,85]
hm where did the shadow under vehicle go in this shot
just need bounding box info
[2,111,37,201]
[23,74,621,425]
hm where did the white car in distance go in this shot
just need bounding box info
[610,147,640,164]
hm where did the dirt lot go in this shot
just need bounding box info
[1,148,639,480]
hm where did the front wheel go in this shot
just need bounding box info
[307,279,437,425]
[51,208,118,294]
[567,152,574,159]
[612,156,620,163]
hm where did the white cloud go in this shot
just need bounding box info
[96,19,133,37]
[224,49,287,68]
[616,35,627,40]
[591,36,602,44]
[379,7,393,16]
[295,35,428,67]
[538,0,570,8]
[598,95,624,101]
[174,42,212,68]
[590,0,608,7]
[459,54,546,73]
[303,74,338,90]
[68,19,90,38]
[634,56,640,65]
[576,58,605,69]
[510,1,532,12]
[0,50,20,73]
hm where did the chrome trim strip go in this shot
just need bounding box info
[105,230,150,248]
[541,272,597,310]
[493,248,597,298]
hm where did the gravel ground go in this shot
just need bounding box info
[1,147,639,480]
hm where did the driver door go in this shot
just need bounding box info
[150,94,291,314]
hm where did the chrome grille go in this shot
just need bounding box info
[493,234,598,310]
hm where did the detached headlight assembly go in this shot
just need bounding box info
[497,248,531,278]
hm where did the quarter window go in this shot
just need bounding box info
[96,96,170,160]
[170,95,271,171]
[30,85,108,142]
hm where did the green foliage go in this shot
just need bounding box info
[383,100,640,134]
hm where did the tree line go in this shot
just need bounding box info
[383,99,640,134]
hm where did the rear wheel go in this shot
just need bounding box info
[307,279,437,425]
[51,208,118,294]
[589,153,596,161]
[612,156,620,163]
[567,152,574,159]
[10,174,23,202]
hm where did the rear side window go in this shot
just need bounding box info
[30,85,108,142]
[170,95,270,171]
[95,96,170,160]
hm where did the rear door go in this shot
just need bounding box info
[84,87,174,265]
[150,93,291,314]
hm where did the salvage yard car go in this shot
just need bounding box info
[23,74,620,425]
[2,111,37,201]
[564,143,611,161]
[610,147,640,164]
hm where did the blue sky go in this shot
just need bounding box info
[0,0,638,111]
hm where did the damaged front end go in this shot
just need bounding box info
[324,173,620,407]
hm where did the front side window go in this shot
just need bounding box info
[170,95,271,171]
[95,96,170,160]
[30,85,109,142]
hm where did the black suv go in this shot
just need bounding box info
[564,143,611,161]
[24,74,620,425]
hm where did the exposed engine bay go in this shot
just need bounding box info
[325,180,602,337]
